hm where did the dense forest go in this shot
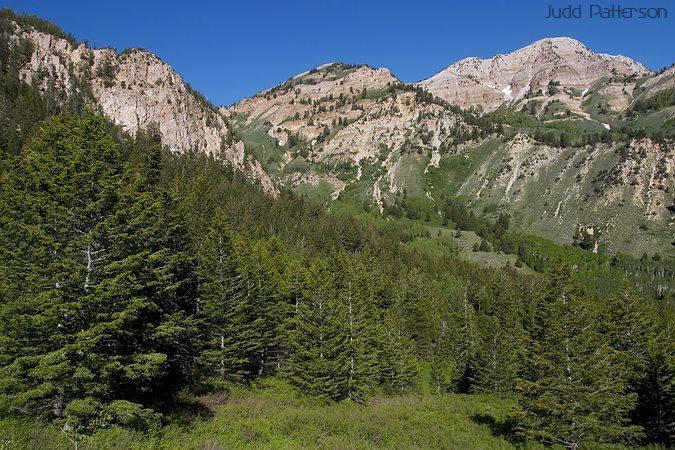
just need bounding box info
[0,113,673,449]
[0,9,674,450]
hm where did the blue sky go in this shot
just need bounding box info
[4,0,673,105]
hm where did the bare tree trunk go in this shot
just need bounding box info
[83,244,93,293]
[53,385,64,418]
[220,334,225,379]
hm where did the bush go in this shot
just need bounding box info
[65,398,160,434]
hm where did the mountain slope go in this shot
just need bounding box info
[2,12,672,258]
[228,49,673,256]
[228,63,493,210]
[3,14,275,193]
[419,37,651,115]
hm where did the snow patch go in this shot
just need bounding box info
[581,88,589,97]
[602,123,611,130]
[501,85,513,99]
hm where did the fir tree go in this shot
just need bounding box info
[517,262,642,448]
[197,213,253,383]
[287,258,349,400]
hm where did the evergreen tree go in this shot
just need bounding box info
[380,307,418,394]
[453,291,478,393]
[197,213,253,383]
[472,273,525,396]
[287,258,349,400]
[631,341,675,446]
[0,114,198,420]
[517,262,642,448]
[430,318,455,393]
[335,254,383,401]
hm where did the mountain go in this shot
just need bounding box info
[228,52,673,256]
[1,11,672,257]
[419,37,651,114]
[227,63,491,211]
[1,13,275,193]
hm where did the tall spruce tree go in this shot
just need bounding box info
[517,262,642,449]
[471,273,525,396]
[334,253,382,402]
[287,258,349,400]
[380,300,418,394]
[0,114,198,421]
[197,212,253,383]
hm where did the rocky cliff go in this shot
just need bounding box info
[419,37,651,116]
[9,20,275,193]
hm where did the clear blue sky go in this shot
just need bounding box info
[4,0,673,105]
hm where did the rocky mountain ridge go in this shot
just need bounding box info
[419,37,651,114]
[227,42,673,255]
[7,19,275,193]
[3,14,673,256]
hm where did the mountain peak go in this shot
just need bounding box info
[419,37,650,111]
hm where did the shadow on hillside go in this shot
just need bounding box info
[159,396,216,426]
[470,413,518,442]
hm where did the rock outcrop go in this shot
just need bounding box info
[11,21,275,193]
[419,37,651,113]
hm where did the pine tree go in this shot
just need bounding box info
[0,114,199,419]
[430,318,455,393]
[380,302,418,394]
[517,262,642,448]
[335,254,382,402]
[287,258,349,400]
[472,273,525,396]
[453,291,478,393]
[603,280,656,371]
[631,341,675,446]
[197,213,254,383]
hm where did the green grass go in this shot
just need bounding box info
[424,226,532,273]
[0,380,531,449]
[619,106,675,137]
[426,138,504,199]
[293,179,335,202]
[235,118,287,172]
[3,379,654,449]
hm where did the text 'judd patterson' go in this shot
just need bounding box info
[546,4,668,19]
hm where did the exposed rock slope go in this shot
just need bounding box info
[420,37,651,114]
[9,20,275,193]
[228,63,488,201]
[229,50,673,255]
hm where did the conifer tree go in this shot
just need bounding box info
[197,212,253,383]
[335,254,383,401]
[517,262,642,448]
[380,302,418,394]
[287,258,349,400]
[453,291,478,393]
[0,114,199,419]
[430,318,455,394]
[472,273,525,396]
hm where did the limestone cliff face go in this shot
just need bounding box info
[419,37,651,113]
[12,22,275,194]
